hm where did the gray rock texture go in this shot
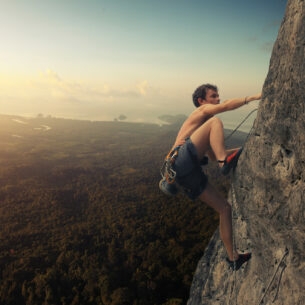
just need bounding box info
[187,0,305,304]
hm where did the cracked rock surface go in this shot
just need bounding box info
[187,1,305,304]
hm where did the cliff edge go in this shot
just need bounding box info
[187,0,305,304]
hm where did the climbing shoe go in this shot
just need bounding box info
[220,147,243,176]
[159,177,178,196]
[226,252,252,271]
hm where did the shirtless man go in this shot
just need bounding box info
[159,83,261,270]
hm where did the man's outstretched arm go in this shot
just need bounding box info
[203,93,261,116]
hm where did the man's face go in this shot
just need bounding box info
[205,89,220,104]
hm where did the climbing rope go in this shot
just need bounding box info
[226,109,258,305]
[226,108,289,305]
[229,174,238,305]
[257,248,289,305]
[272,257,287,303]
[224,108,258,142]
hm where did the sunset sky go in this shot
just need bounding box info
[0,0,287,127]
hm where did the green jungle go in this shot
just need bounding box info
[0,114,246,305]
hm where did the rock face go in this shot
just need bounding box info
[187,1,305,304]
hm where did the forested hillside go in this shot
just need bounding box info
[0,114,243,305]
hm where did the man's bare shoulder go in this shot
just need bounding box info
[190,105,216,121]
[197,103,226,117]
[180,108,203,128]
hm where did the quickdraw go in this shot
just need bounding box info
[160,146,181,184]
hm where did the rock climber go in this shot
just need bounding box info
[159,83,261,270]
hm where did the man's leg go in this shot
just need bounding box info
[198,182,238,261]
[190,117,227,161]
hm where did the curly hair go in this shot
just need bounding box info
[192,83,218,107]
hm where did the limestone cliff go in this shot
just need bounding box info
[187,0,305,304]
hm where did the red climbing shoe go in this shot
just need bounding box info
[226,252,251,271]
[220,147,243,176]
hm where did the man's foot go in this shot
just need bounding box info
[220,148,243,176]
[159,178,178,196]
[226,252,251,270]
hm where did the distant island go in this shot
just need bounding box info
[158,114,187,124]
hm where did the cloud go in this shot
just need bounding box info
[0,69,170,122]
[136,80,149,96]
[1,70,161,107]
[33,69,146,102]
[44,69,62,82]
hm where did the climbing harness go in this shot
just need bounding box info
[160,108,258,185]
[160,146,181,184]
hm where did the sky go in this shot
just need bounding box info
[0,0,287,128]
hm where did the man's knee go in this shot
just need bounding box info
[210,116,224,128]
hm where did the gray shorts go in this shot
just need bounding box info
[173,138,208,200]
